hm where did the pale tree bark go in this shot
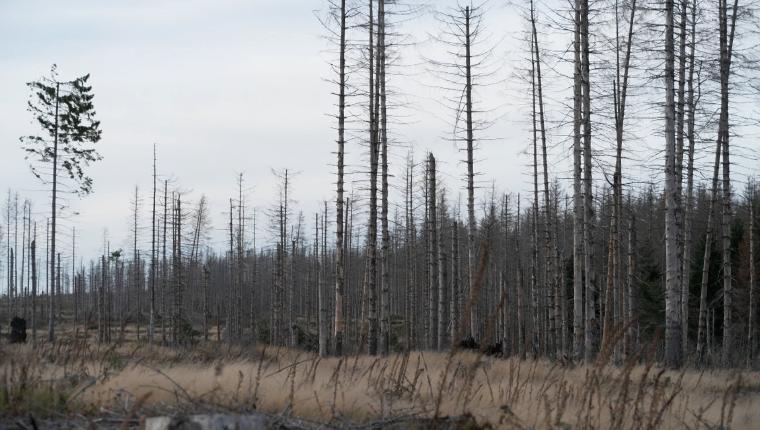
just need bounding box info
[606,0,637,358]
[627,208,638,354]
[366,0,380,355]
[696,120,724,360]
[172,195,183,347]
[378,0,391,356]
[530,0,556,355]
[681,0,697,358]
[203,264,209,341]
[664,0,683,368]
[719,0,739,366]
[404,155,416,349]
[580,0,598,363]
[450,219,460,345]
[149,144,157,342]
[572,0,585,362]
[516,195,527,358]
[317,212,328,357]
[426,153,438,349]
[31,232,37,343]
[334,0,347,357]
[748,184,756,365]
[437,190,447,350]
[464,6,478,342]
[530,22,541,356]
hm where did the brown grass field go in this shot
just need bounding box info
[2,327,760,429]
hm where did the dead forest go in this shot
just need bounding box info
[3,0,760,379]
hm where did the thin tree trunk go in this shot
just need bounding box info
[150,144,157,342]
[334,0,347,357]
[437,190,447,350]
[720,0,739,366]
[664,0,683,368]
[48,82,59,343]
[748,186,756,365]
[580,0,597,363]
[464,6,477,341]
[572,0,584,362]
[531,0,555,356]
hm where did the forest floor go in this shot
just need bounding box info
[2,326,760,429]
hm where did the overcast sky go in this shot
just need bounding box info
[1,0,756,262]
[0,0,537,259]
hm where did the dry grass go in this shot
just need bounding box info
[3,335,760,429]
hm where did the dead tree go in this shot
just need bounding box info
[150,144,157,342]
[664,0,683,368]
[572,0,585,362]
[333,0,348,357]
[719,0,738,366]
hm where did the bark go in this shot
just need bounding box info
[749,187,757,364]
[366,0,380,355]
[426,153,438,349]
[664,0,683,368]
[378,0,391,356]
[437,191,447,350]
[464,6,477,341]
[531,0,556,356]
[681,0,697,358]
[530,23,541,357]
[720,0,739,366]
[318,212,328,356]
[150,144,157,342]
[334,0,347,357]
[450,219,460,345]
[572,0,584,362]
[48,82,59,343]
[580,0,597,363]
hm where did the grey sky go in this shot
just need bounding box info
[0,0,533,258]
[1,0,755,261]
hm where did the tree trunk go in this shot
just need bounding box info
[719,0,739,366]
[464,6,477,341]
[580,0,598,363]
[572,0,585,362]
[334,0,347,357]
[681,0,697,359]
[664,0,683,368]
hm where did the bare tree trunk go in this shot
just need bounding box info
[681,0,697,359]
[719,0,739,366]
[572,0,584,362]
[464,6,478,341]
[748,185,756,365]
[173,195,183,346]
[366,0,380,356]
[606,0,637,360]
[31,232,37,342]
[516,195,527,358]
[203,264,209,341]
[437,191,447,350]
[529,23,541,356]
[150,144,157,342]
[48,83,59,343]
[377,0,391,357]
[664,0,683,368]
[162,180,168,344]
[426,153,438,350]
[530,0,556,356]
[450,219,459,345]
[627,209,638,354]
[317,212,328,356]
[333,0,347,357]
[580,0,598,363]
[405,157,417,349]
